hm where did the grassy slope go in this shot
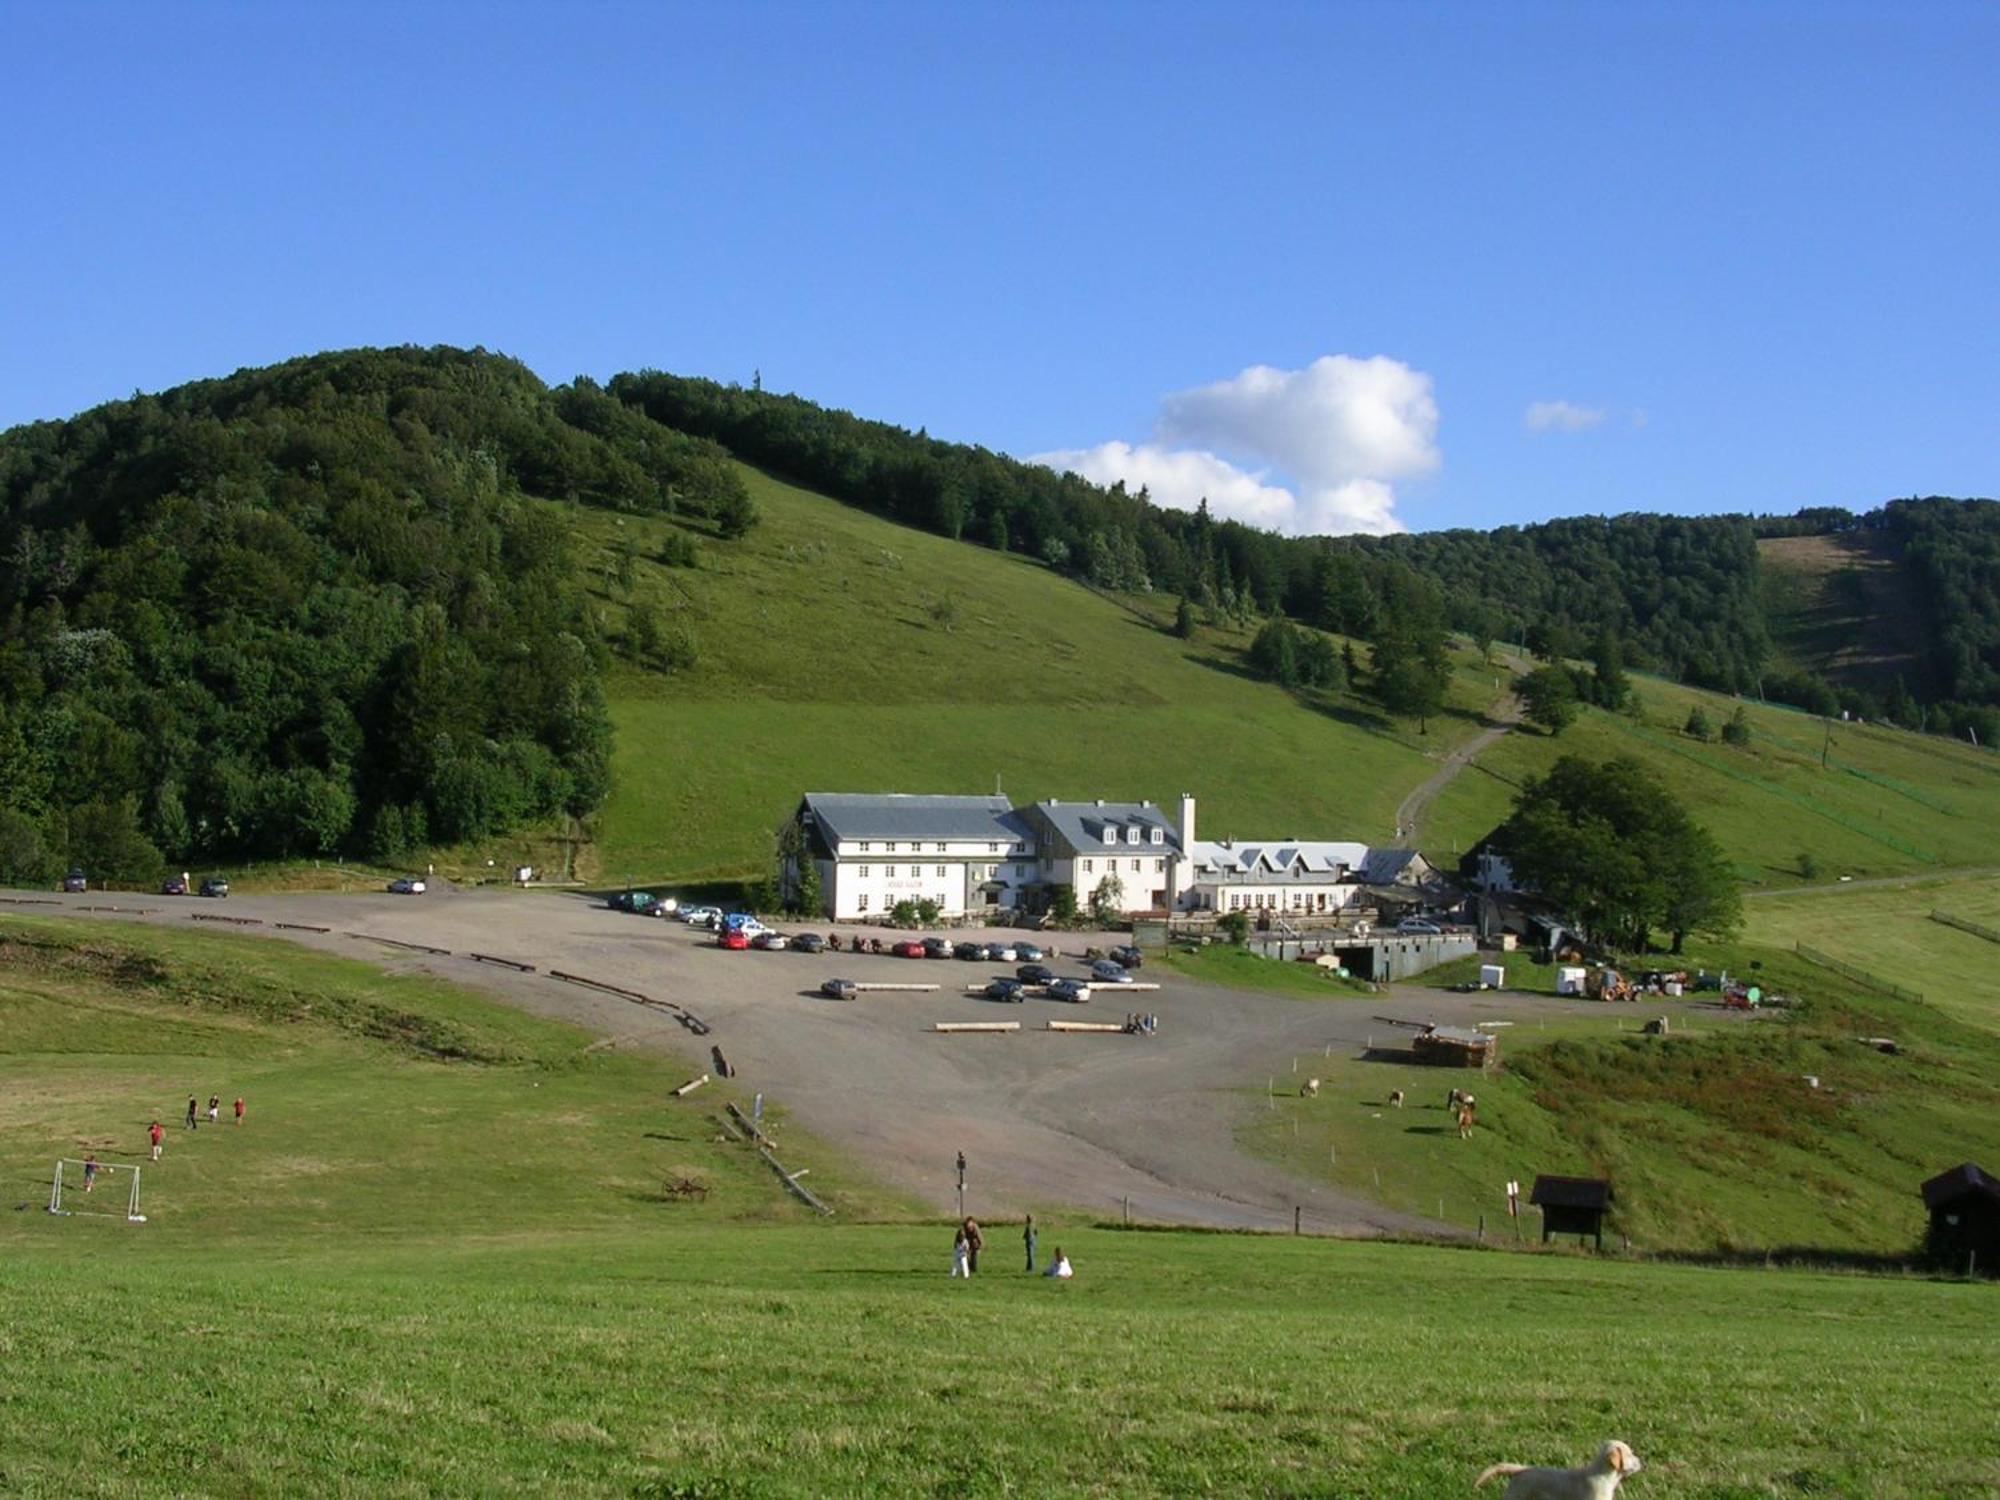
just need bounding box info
[1236,934,2000,1253]
[1419,672,2000,885]
[2,922,1995,1497]
[1743,872,2000,1034]
[574,466,1503,883]
[0,918,907,1235]
[1757,531,1925,690]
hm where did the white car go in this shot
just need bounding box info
[681,905,721,927]
[388,878,426,895]
[750,931,790,951]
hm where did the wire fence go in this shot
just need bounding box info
[1793,942,1924,1003]
[1928,910,2000,947]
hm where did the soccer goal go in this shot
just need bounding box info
[47,1158,146,1223]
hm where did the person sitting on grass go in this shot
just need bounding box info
[1043,1247,1072,1279]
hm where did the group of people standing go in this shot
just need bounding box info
[157,1092,244,1157]
[951,1213,1071,1279]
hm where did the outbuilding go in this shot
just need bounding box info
[1530,1175,1613,1249]
[1920,1161,2000,1274]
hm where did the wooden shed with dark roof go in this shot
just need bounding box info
[1530,1175,1613,1250]
[1920,1162,2000,1274]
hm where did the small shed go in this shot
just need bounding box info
[1921,1161,2000,1274]
[1410,1024,1496,1069]
[1530,1175,1613,1249]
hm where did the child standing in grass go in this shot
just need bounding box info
[185,1095,198,1130]
[1023,1214,1037,1273]
[82,1154,99,1192]
[234,1096,245,1126]
[149,1120,163,1161]
[950,1225,971,1277]
[207,1095,220,1125]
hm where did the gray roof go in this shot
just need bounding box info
[1032,799,1180,854]
[1190,839,1368,885]
[801,793,1028,846]
[1360,848,1425,884]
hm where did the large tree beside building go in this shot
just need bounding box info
[1491,755,1740,952]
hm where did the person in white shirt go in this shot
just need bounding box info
[1043,1248,1072,1279]
[950,1226,971,1278]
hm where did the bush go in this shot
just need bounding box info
[1721,707,1751,746]
[657,532,700,568]
[1219,910,1250,944]
[1684,706,1714,741]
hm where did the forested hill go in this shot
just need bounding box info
[609,372,1998,732]
[0,346,752,881]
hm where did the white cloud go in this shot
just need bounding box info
[1525,399,1606,434]
[1032,354,1438,536]
[1028,441,1299,530]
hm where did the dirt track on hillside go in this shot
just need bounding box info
[9,885,1654,1235]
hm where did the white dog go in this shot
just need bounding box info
[1475,1441,1643,1499]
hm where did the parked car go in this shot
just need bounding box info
[1047,978,1089,1003]
[986,941,1019,963]
[952,941,988,961]
[1017,963,1055,986]
[199,878,230,898]
[1110,945,1143,969]
[985,978,1026,1003]
[161,876,189,896]
[1089,960,1134,984]
[750,931,790,951]
[388,877,426,895]
[820,978,858,1000]
[718,929,751,950]
[791,933,827,955]
[61,869,87,893]
[1395,918,1443,935]
[681,905,722,927]
[723,914,768,937]
[921,937,952,959]
[1013,941,1045,961]
[642,897,680,918]
[607,889,654,913]
[892,940,927,959]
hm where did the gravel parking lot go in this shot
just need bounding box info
[11,885,1663,1234]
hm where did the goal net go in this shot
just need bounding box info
[47,1158,146,1223]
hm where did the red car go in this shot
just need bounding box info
[891,939,927,958]
[718,929,751,950]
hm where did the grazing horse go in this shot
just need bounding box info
[1456,1103,1476,1140]
[1299,1078,1320,1097]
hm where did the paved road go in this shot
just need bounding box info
[4,885,1704,1236]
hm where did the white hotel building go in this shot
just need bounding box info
[789,791,1431,922]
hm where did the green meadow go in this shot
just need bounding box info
[3,917,1996,1498]
[574,466,1503,884]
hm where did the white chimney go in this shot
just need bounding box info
[1178,792,1196,851]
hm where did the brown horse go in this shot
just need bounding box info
[1456,1104,1476,1140]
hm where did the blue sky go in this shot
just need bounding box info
[1,1,1993,534]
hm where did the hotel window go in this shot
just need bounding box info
[987,842,999,853]
[858,842,871,852]
[936,843,947,853]
[859,865,871,877]
[936,866,947,878]
[885,842,897,853]
[1130,859,1141,872]
[1082,859,1095,874]
[1154,859,1165,872]
[1150,827,1162,844]
[858,894,869,912]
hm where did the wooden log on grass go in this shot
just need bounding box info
[673,1073,710,1097]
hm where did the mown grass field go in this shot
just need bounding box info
[568,466,1505,883]
[1419,672,2000,885]
[3,918,1995,1497]
[1743,872,2000,1035]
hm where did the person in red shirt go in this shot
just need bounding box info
[148,1120,164,1161]
[233,1096,245,1126]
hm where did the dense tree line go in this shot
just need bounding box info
[615,374,2000,727]
[0,346,746,882]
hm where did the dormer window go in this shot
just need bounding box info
[1149,827,1162,845]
